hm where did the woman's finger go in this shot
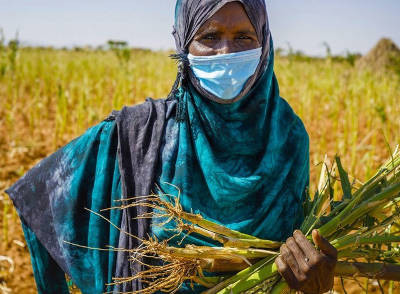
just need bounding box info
[312,229,338,259]
[285,237,310,273]
[280,244,305,281]
[275,255,300,290]
[293,230,320,263]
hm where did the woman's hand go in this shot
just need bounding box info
[275,229,337,294]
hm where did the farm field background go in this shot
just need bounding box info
[0,45,399,293]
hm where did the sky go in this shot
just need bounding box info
[1,0,399,56]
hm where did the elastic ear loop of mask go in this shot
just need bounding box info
[167,53,190,122]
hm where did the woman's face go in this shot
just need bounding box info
[188,2,261,56]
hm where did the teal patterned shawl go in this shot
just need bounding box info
[154,50,309,245]
[153,0,310,246]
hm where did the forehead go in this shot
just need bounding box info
[197,2,255,33]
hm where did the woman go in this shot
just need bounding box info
[7,0,337,293]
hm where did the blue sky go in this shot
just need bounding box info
[1,0,399,56]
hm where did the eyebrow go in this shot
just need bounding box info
[197,27,257,37]
[235,30,258,36]
[198,28,220,35]
[196,24,220,35]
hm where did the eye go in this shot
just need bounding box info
[236,35,252,41]
[202,33,218,41]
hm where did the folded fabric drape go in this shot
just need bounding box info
[154,0,310,247]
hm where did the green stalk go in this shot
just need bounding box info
[193,276,228,288]
[319,181,400,236]
[337,248,381,260]
[389,280,394,294]
[270,281,289,294]
[222,238,281,249]
[202,257,275,294]
[316,186,372,236]
[162,246,276,259]
[335,261,400,281]
[216,262,279,294]
[188,225,281,249]
[332,234,400,250]
[337,181,400,230]
[180,211,263,240]
[211,260,400,294]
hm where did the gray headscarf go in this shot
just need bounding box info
[170,0,271,104]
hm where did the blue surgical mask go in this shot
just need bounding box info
[187,47,262,100]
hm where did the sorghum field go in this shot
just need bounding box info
[0,42,399,293]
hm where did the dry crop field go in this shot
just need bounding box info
[0,42,399,293]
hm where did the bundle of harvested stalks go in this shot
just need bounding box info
[107,147,400,293]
